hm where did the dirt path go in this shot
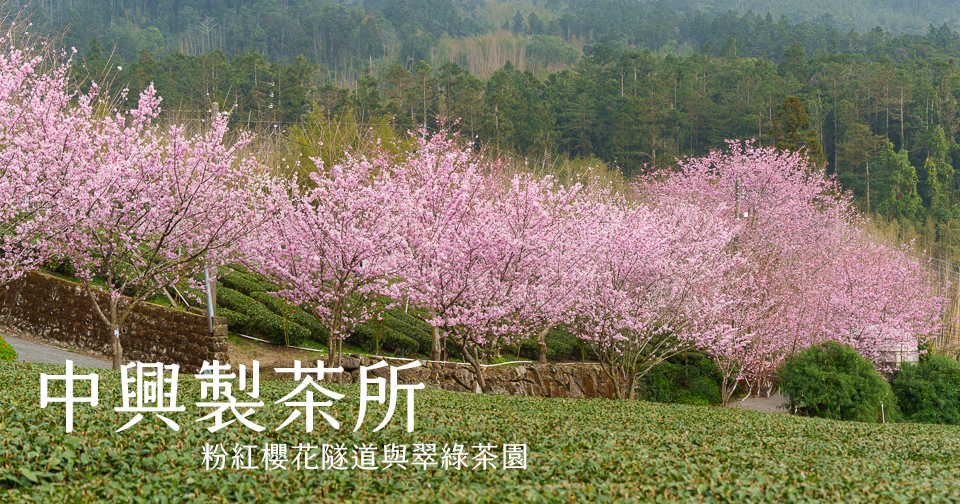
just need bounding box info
[228,334,336,377]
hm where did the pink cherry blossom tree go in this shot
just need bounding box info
[642,143,850,402]
[646,142,945,404]
[56,87,273,369]
[0,28,84,285]
[479,172,590,365]
[245,150,407,366]
[820,232,945,366]
[569,193,738,400]
[392,131,507,389]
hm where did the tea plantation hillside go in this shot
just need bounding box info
[214,266,582,362]
[2,362,959,502]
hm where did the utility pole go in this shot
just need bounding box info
[205,102,220,333]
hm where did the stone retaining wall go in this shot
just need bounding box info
[0,271,227,373]
[268,354,627,399]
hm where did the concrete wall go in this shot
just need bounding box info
[0,271,227,373]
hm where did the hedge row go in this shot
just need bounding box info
[217,307,250,334]
[349,322,421,357]
[219,272,266,296]
[250,291,328,339]
[217,286,309,346]
[216,272,578,364]
[380,310,434,354]
[634,353,724,406]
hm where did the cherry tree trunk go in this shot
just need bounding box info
[431,326,441,361]
[536,323,555,364]
[111,326,122,370]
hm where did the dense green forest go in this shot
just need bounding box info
[16,0,960,74]
[16,0,960,262]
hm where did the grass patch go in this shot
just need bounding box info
[2,361,960,502]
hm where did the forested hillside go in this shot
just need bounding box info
[15,0,960,72]
[15,0,960,263]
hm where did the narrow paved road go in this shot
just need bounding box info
[1,328,795,411]
[726,392,790,413]
[3,332,112,369]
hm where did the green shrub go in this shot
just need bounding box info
[634,353,723,406]
[350,323,420,357]
[380,311,434,355]
[778,341,896,423]
[892,356,960,425]
[253,315,311,347]
[346,303,453,359]
[250,291,327,338]
[218,286,261,315]
[219,272,266,296]
[239,271,280,292]
[217,287,309,346]
[543,328,581,361]
[219,308,251,334]
[501,327,584,362]
[41,257,76,278]
[0,335,17,362]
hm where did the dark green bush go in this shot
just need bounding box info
[219,308,251,334]
[892,356,960,425]
[549,329,582,361]
[240,271,280,292]
[0,334,17,362]
[502,327,583,362]
[634,353,723,406]
[217,287,309,346]
[350,323,421,357]
[250,291,327,338]
[380,311,434,355]
[778,341,896,423]
[41,257,76,277]
[220,272,266,296]
[218,286,261,316]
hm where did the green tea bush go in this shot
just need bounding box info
[218,307,251,334]
[217,287,309,346]
[4,362,960,501]
[502,327,584,362]
[0,335,16,362]
[250,291,327,338]
[41,257,76,277]
[380,311,434,355]
[350,323,420,357]
[219,272,266,296]
[778,341,896,422]
[891,356,960,425]
[239,271,280,292]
